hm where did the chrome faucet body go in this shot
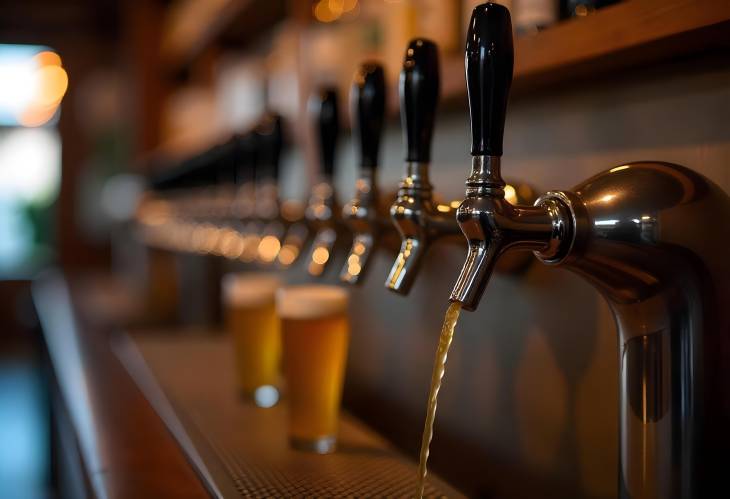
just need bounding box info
[386,160,461,292]
[451,160,730,499]
[453,4,730,497]
[341,167,382,282]
[304,178,340,275]
[341,62,389,284]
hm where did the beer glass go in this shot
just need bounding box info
[276,284,349,453]
[222,273,281,407]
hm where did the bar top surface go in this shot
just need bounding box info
[116,332,464,498]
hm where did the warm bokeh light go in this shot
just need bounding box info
[218,229,245,259]
[504,184,517,204]
[312,246,330,265]
[0,46,67,127]
[313,0,358,23]
[277,244,299,266]
[33,65,68,108]
[258,235,282,263]
[18,105,60,128]
[240,233,261,262]
[347,261,361,276]
[34,51,62,67]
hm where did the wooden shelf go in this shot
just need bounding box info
[159,0,730,140]
[438,0,730,105]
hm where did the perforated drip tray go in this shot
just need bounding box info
[114,333,464,498]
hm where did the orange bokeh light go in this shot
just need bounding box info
[20,50,68,127]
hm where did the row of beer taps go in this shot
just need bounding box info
[136,28,533,295]
[136,4,730,496]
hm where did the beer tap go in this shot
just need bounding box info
[340,62,388,284]
[253,114,288,264]
[450,4,730,498]
[230,131,265,262]
[140,141,233,253]
[304,88,344,276]
[231,132,258,226]
[385,39,461,294]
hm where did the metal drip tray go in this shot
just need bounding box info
[115,334,463,498]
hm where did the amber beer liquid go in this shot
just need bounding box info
[276,285,349,454]
[222,273,282,407]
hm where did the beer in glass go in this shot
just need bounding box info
[222,273,281,407]
[276,284,349,453]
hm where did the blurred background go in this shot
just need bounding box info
[0,1,729,498]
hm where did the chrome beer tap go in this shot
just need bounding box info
[450,4,730,498]
[340,62,389,283]
[385,39,461,294]
[232,131,266,262]
[231,132,257,225]
[253,114,289,264]
[304,88,345,276]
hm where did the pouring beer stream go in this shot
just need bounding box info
[415,3,516,496]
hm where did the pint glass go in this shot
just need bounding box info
[222,273,281,407]
[276,284,349,453]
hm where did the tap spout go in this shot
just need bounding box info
[341,170,379,283]
[385,237,425,292]
[385,160,461,294]
[449,156,572,310]
[450,240,500,312]
[341,232,376,283]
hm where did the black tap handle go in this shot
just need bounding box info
[400,38,439,164]
[310,88,339,178]
[466,3,513,157]
[256,114,284,181]
[351,62,385,170]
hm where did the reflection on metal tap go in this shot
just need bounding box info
[305,88,344,276]
[341,62,387,284]
[385,39,461,294]
[450,4,730,498]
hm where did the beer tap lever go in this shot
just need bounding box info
[341,62,386,284]
[385,39,461,294]
[305,88,342,276]
[255,114,289,263]
[450,3,562,311]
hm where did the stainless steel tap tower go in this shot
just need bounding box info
[449,4,730,498]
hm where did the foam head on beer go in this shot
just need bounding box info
[222,272,282,408]
[275,284,349,320]
[222,272,281,308]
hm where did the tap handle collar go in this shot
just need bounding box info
[400,38,439,164]
[466,2,513,157]
[352,62,385,170]
[310,87,340,179]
